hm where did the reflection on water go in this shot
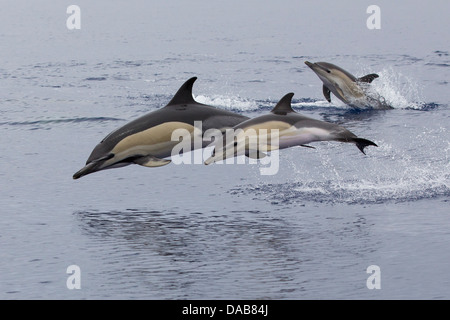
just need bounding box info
[73,208,375,299]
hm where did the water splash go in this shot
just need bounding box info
[195,94,260,112]
[230,161,449,205]
[195,94,343,113]
[292,99,332,109]
[366,66,426,110]
[229,125,450,205]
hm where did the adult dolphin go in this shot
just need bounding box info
[305,61,392,109]
[73,77,249,179]
[204,92,377,164]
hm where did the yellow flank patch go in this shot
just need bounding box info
[112,122,194,154]
[296,127,331,139]
[232,121,294,150]
[244,121,293,133]
[333,70,365,99]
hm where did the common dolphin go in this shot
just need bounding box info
[73,77,249,179]
[305,61,392,109]
[204,92,377,164]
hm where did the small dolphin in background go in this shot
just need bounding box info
[73,77,249,179]
[305,61,392,109]
[204,92,377,165]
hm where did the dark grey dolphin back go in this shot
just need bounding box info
[84,77,249,164]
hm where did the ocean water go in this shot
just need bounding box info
[1,0,449,299]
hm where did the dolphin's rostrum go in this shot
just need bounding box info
[73,77,249,179]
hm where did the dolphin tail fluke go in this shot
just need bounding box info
[352,138,378,155]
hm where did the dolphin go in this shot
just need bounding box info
[204,92,377,164]
[73,77,249,179]
[305,61,392,109]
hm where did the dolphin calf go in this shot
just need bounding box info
[73,77,249,179]
[305,61,392,109]
[204,92,377,165]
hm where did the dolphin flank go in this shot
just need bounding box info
[204,92,377,165]
[305,61,392,109]
[73,77,249,179]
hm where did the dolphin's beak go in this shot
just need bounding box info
[73,153,114,179]
[305,61,330,73]
[73,161,100,179]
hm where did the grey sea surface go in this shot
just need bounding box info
[1,0,449,299]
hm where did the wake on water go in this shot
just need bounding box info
[234,149,449,205]
[228,128,449,205]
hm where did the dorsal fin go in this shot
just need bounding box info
[271,93,295,115]
[166,77,198,106]
[357,73,379,83]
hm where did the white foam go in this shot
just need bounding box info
[365,66,426,110]
[194,94,260,112]
[292,100,334,108]
[249,127,450,205]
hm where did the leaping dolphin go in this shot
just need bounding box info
[73,77,249,179]
[204,93,377,165]
[305,61,392,109]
